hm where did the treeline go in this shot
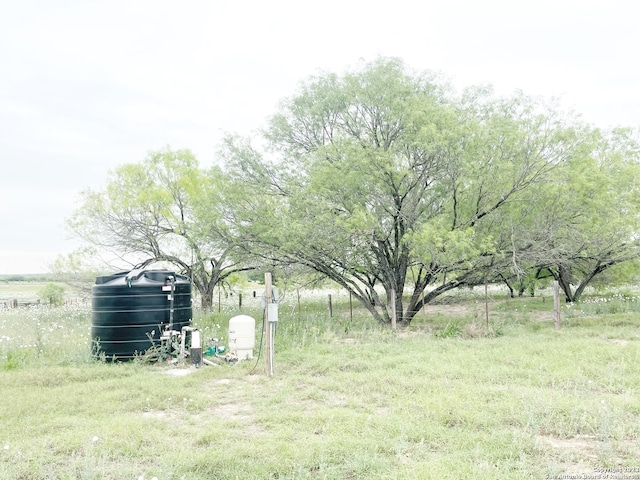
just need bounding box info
[62,58,640,327]
[0,274,60,282]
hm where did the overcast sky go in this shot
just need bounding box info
[1,0,639,274]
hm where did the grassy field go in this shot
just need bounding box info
[1,284,640,479]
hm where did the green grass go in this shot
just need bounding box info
[0,280,49,303]
[1,286,640,479]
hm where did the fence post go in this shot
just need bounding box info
[328,294,333,317]
[553,281,561,330]
[265,273,274,377]
[484,277,490,328]
[391,288,397,330]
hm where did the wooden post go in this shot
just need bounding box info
[218,288,221,313]
[484,277,489,329]
[349,291,353,322]
[328,294,333,317]
[238,292,242,309]
[390,288,397,331]
[265,273,274,376]
[553,280,561,330]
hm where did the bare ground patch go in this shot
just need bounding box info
[537,434,640,474]
[211,402,255,422]
[607,339,629,347]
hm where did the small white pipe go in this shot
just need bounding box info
[179,326,198,358]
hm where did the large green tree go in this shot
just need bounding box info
[222,58,580,326]
[484,125,640,302]
[532,128,640,301]
[69,147,250,308]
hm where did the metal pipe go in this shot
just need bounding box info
[168,275,175,331]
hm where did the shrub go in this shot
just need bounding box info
[38,283,66,306]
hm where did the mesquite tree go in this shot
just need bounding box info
[68,147,250,309]
[221,58,579,326]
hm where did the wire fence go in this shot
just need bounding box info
[194,286,355,318]
[0,285,354,318]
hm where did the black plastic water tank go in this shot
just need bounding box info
[91,269,192,360]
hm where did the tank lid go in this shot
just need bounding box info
[94,269,181,285]
[94,271,127,285]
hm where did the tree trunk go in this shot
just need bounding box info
[556,265,575,302]
[200,288,213,310]
[499,275,515,298]
[572,262,607,302]
[191,271,214,311]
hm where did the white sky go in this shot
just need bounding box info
[1,0,639,274]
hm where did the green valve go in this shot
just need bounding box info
[204,346,226,356]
